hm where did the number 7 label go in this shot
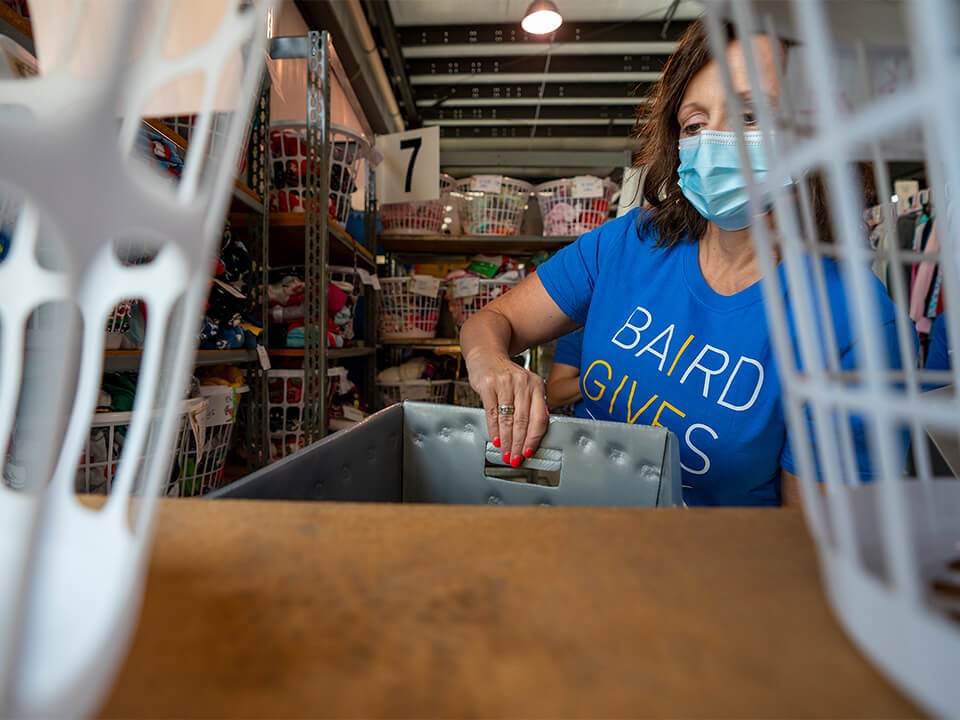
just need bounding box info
[375,126,440,205]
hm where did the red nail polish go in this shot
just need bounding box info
[522,448,533,459]
[503,452,511,463]
[493,437,501,448]
[510,455,522,468]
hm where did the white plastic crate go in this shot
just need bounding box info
[177,384,248,496]
[700,1,960,715]
[533,176,619,236]
[378,276,445,340]
[377,379,451,408]
[268,122,369,224]
[454,175,533,236]
[447,277,522,329]
[452,379,483,409]
[74,398,207,496]
[380,173,455,235]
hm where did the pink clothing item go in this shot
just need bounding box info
[909,222,938,335]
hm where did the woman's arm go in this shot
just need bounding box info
[781,470,803,507]
[461,273,580,466]
[546,362,582,407]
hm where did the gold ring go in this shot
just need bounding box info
[498,404,515,415]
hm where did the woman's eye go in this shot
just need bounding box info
[681,123,702,136]
[743,111,758,126]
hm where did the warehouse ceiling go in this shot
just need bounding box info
[298,0,705,182]
[370,0,703,180]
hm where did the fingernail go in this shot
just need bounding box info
[493,437,501,448]
[503,452,511,464]
[511,456,522,468]
[522,448,533,459]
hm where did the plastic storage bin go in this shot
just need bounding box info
[452,380,483,408]
[177,384,248,496]
[454,176,533,236]
[377,379,451,408]
[447,276,522,329]
[212,402,681,507]
[268,122,369,225]
[74,397,207,496]
[380,173,455,234]
[161,113,251,176]
[533,176,619,236]
[378,276,445,340]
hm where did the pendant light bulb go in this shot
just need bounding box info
[521,0,562,35]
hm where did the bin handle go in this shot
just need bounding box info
[484,442,562,472]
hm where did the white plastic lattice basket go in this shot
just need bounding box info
[267,368,305,461]
[378,275,445,340]
[177,384,248,496]
[268,122,369,224]
[447,276,522,329]
[698,1,960,716]
[452,379,483,409]
[160,113,252,177]
[380,173,456,235]
[454,176,533,236]
[73,397,207,496]
[533,176,619,236]
[377,379,451,407]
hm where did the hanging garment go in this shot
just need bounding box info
[909,220,938,335]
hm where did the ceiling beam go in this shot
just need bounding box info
[437,125,635,138]
[361,0,421,127]
[397,20,691,46]
[405,54,668,77]
[421,105,637,121]
[413,81,650,106]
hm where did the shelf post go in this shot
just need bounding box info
[303,30,331,442]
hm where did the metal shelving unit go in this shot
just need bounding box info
[264,31,378,444]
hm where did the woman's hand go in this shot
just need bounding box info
[467,349,549,467]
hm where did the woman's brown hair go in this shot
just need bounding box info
[634,19,724,247]
[634,18,873,248]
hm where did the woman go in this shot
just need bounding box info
[460,19,911,506]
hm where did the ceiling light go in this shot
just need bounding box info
[521,0,562,35]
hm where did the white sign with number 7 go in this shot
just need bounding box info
[375,126,440,205]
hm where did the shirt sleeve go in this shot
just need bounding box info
[552,330,584,368]
[535,209,636,325]
[925,312,950,371]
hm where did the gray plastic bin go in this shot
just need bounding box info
[213,402,682,506]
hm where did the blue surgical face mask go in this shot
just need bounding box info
[677,130,769,231]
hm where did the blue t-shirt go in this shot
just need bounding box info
[537,208,910,506]
[551,330,586,417]
[926,312,950,371]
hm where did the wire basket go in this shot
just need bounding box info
[380,173,456,235]
[268,122,369,225]
[701,1,960,715]
[377,379,451,408]
[378,276,445,340]
[177,385,248,496]
[452,380,483,409]
[447,277,522,329]
[454,176,533,236]
[533,176,619,236]
[74,398,206,496]
[161,113,252,177]
[267,368,305,462]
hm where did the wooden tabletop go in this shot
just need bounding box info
[100,500,919,718]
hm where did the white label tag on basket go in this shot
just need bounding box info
[451,276,481,299]
[472,175,503,194]
[357,267,381,290]
[572,175,604,199]
[342,405,365,422]
[256,345,272,371]
[409,275,442,297]
[327,366,352,394]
